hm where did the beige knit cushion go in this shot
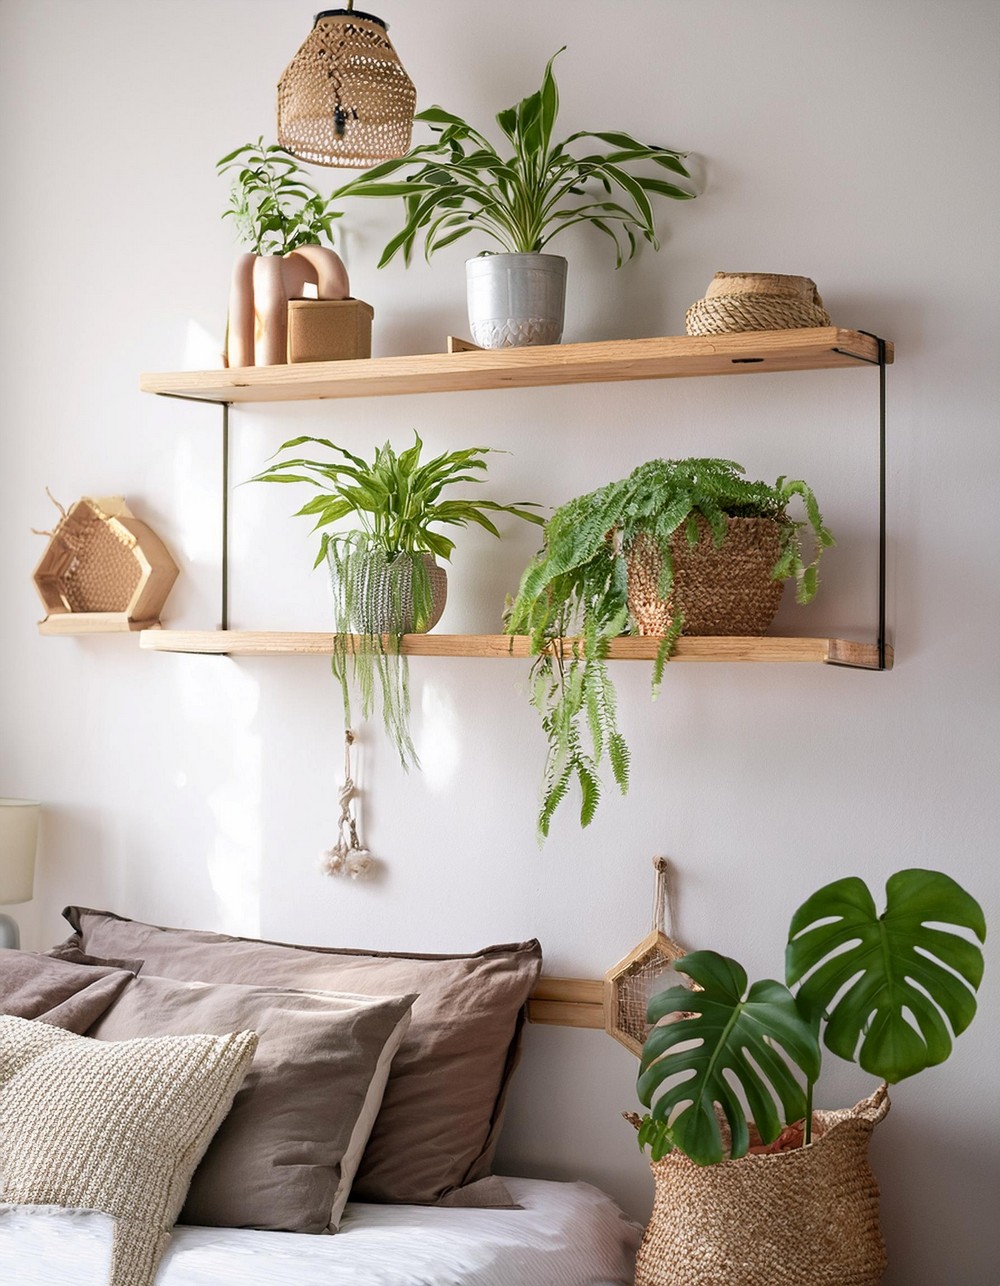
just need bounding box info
[0,1014,257,1286]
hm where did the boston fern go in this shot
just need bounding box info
[251,433,542,767]
[218,137,342,255]
[332,49,695,266]
[505,458,834,838]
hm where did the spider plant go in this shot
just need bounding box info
[332,48,696,267]
[251,433,543,767]
[505,458,834,838]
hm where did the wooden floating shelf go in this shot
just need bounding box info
[139,328,893,404]
[527,977,605,1030]
[139,631,892,669]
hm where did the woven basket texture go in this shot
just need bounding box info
[278,13,416,168]
[51,504,141,612]
[329,550,447,635]
[686,272,830,335]
[634,1087,890,1286]
[625,518,783,637]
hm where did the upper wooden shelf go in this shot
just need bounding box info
[139,328,893,405]
[139,631,892,670]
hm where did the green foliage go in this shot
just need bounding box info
[217,138,342,256]
[505,458,833,837]
[786,868,987,1083]
[637,951,821,1166]
[250,433,543,767]
[636,869,986,1166]
[332,49,695,266]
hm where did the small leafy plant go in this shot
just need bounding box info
[217,137,342,255]
[333,49,695,267]
[635,868,987,1166]
[251,433,543,766]
[505,458,834,838]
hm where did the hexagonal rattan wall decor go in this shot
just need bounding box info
[33,495,178,634]
[604,928,690,1056]
[604,857,693,1056]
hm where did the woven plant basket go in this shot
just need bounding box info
[626,518,783,636]
[329,549,447,635]
[277,10,416,168]
[686,272,830,336]
[630,1086,890,1286]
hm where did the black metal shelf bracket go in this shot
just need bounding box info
[827,332,889,671]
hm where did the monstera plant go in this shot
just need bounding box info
[636,867,987,1166]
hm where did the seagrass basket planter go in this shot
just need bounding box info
[686,272,831,336]
[625,517,784,637]
[628,1086,890,1286]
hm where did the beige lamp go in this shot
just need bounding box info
[277,5,417,168]
[0,799,40,950]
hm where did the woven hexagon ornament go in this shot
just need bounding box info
[33,494,178,634]
[604,857,691,1057]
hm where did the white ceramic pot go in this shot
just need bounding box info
[466,252,568,348]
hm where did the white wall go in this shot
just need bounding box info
[1,2,997,1281]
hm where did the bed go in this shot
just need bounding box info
[0,912,643,1286]
[1,1178,641,1286]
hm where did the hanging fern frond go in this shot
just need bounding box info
[508,457,833,836]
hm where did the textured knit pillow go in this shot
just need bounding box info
[88,973,415,1232]
[0,1014,257,1286]
[62,907,543,1205]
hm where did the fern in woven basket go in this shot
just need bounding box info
[504,457,834,838]
[634,868,986,1166]
[251,433,542,767]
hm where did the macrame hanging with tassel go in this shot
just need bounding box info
[604,856,690,1056]
[321,729,376,879]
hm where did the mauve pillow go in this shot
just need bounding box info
[88,973,414,1233]
[61,907,543,1205]
[0,950,135,1031]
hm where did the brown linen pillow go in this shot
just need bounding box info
[0,949,135,1031]
[62,907,543,1205]
[88,973,414,1233]
[0,1013,256,1286]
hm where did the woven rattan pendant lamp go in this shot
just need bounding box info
[277,4,416,168]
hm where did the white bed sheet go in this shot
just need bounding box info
[0,1177,641,1286]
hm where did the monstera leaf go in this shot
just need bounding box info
[636,951,821,1166]
[786,868,986,1083]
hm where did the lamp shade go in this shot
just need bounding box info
[277,8,416,168]
[0,799,40,905]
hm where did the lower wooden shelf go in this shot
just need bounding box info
[139,631,892,668]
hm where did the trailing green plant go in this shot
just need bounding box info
[217,137,342,255]
[332,48,695,267]
[505,457,834,838]
[635,868,986,1166]
[251,433,543,766]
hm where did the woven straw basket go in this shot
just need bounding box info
[626,519,783,637]
[686,272,830,336]
[631,1086,890,1286]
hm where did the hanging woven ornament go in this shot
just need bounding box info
[604,856,692,1056]
[321,729,376,879]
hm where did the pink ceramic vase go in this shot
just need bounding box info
[226,245,351,368]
